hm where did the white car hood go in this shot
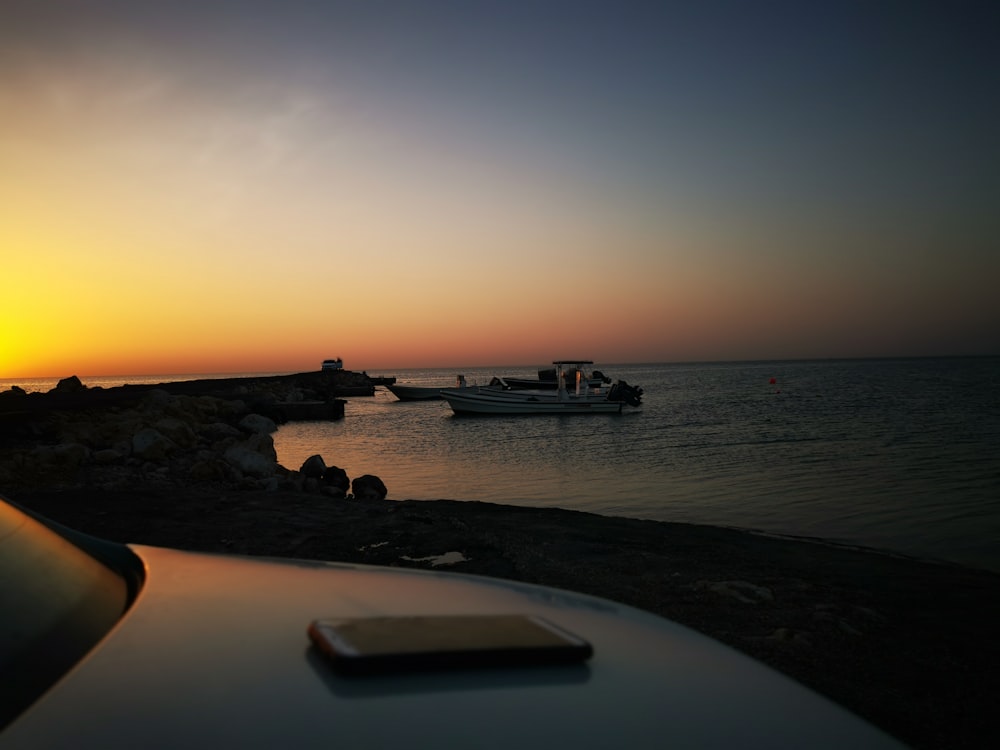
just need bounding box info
[4,545,905,748]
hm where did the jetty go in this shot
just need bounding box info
[0,369,392,429]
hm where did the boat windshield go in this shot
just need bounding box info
[0,498,144,729]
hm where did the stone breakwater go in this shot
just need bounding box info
[0,372,387,500]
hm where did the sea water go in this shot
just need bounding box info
[272,358,1000,573]
[5,358,999,573]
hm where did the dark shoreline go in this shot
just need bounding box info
[8,484,1000,750]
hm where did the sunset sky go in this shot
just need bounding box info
[2,1,997,378]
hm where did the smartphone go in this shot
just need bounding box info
[307,614,593,676]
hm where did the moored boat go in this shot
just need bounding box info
[386,375,469,401]
[385,384,444,401]
[440,362,643,415]
[501,361,612,391]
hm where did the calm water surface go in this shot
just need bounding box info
[272,359,1000,573]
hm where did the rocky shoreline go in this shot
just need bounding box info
[2,374,999,749]
[0,372,387,498]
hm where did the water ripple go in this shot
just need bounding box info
[274,358,1000,572]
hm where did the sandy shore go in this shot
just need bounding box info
[9,484,999,749]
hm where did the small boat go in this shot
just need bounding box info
[386,375,468,401]
[385,384,444,401]
[501,361,611,391]
[440,362,643,415]
[321,358,343,371]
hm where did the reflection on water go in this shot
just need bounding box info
[273,359,1000,573]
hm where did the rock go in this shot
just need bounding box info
[32,443,90,469]
[54,375,86,393]
[132,428,176,461]
[300,454,327,479]
[239,413,277,435]
[217,399,249,418]
[55,443,91,467]
[201,422,242,441]
[188,459,226,481]
[0,372,355,497]
[352,474,387,501]
[154,417,198,448]
[141,389,174,410]
[224,444,276,479]
[242,432,277,462]
[223,434,278,479]
[277,474,305,492]
[322,465,350,494]
[320,484,347,499]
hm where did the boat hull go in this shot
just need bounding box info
[440,387,624,415]
[385,384,444,401]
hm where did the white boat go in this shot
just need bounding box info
[440,362,643,415]
[321,358,343,371]
[501,361,611,391]
[386,375,469,401]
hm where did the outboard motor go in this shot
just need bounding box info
[592,370,612,385]
[607,380,643,407]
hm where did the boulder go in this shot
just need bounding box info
[32,442,90,469]
[320,484,347,499]
[242,432,277,462]
[224,444,276,479]
[188,458,227,481]
[1,372,362,497]
[300,454,327,479]
[132,428,176,461]
[223,433,278,478]
[322,465,350,494]
[154,417,198,448]
[352,474,387,501]
[239,413,277,435]
[141,389,174,410]
[201,422,242,441]
[53,375,86,393]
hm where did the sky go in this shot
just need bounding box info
[2,0,998,378]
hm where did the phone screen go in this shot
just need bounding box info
[308,614,592,675]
